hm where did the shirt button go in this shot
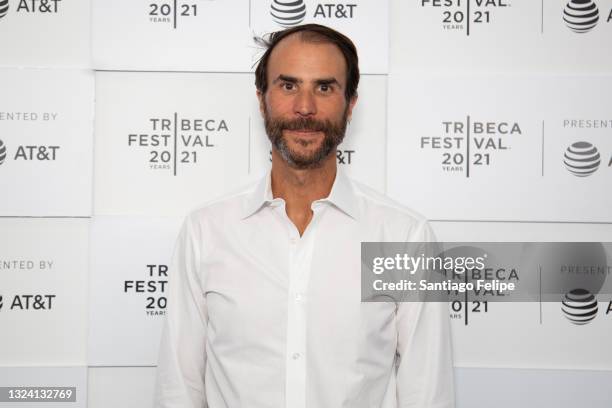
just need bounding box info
[294,293,303,302]
[292,352,301,360]
[289,237,297,245]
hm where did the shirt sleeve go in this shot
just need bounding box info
[395,221,455,408]
[154,215,208,408]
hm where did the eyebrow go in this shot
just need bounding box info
[315,78,341,87]
[272,75,341,87]
[273,75,301,84]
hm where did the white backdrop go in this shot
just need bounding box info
[0,0,611,407]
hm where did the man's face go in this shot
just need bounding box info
[258,34,357,169]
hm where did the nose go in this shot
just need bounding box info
[293,90,317,117]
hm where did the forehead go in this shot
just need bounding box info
[267,33,347,83]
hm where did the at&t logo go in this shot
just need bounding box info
[0,140,61,164]
[270,0,307,27]
[563,0,612,33]
[0,0,8,20]
[17,0,60,13]
[563,141,612,177]
[0,0,62,20]
[0,294,56,311]
[0,139,6,165]
[268,148,355,164]
[563,141,600,176]
[563,0,599,33]
[269,0,357,27]
[562,288,598,325]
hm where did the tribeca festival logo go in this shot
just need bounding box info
[562,288,598,324]
[270,0,357,27]
[563,141,601,177]
[442,246,519,325]
[364,243,521,326]
[127,114,226,176]
[420,0,510,35]
[447,263,520,325]
[148,0,199,29]
[123,264,168,317]
[563,0,599,33]
[420,116,520,177]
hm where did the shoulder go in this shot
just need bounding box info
[184,177,259,226]
[176,177,261,258]
[350,178,435,241]
[351,179,427,222]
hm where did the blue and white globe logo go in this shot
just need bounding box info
[0,0,9,20]
[563,0,599,33]
[563,141,600,177]
[270,0,307,27]
[562,289,598,325]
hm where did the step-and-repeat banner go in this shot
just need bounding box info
[93,72,386,216]
[0,69,94,216]
[387,75,612,222]
[1,0,611,406]
[92,0,388,73]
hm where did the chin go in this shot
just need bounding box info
[288,141,323,154]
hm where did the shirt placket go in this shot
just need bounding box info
[276,203,320,408]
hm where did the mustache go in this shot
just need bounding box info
[275,117,329,132]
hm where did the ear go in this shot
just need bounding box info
[346,94,358,123]
[256,90,266,117]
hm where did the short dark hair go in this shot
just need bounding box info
[254,24,359,102]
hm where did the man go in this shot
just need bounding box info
[155,24,454,408]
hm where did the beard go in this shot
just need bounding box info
[263,104,349,170]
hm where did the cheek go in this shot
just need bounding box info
[321,98,348,118]
[265,92,292,115]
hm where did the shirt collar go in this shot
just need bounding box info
[241,167,358,220]
[241,170,274,219]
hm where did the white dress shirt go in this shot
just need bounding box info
[155,168,455,408]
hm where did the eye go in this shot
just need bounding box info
[318,84,334,93]
[281,82,296,91]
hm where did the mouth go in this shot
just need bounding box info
[284,129,323,138]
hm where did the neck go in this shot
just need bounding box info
[270,149,337,236]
